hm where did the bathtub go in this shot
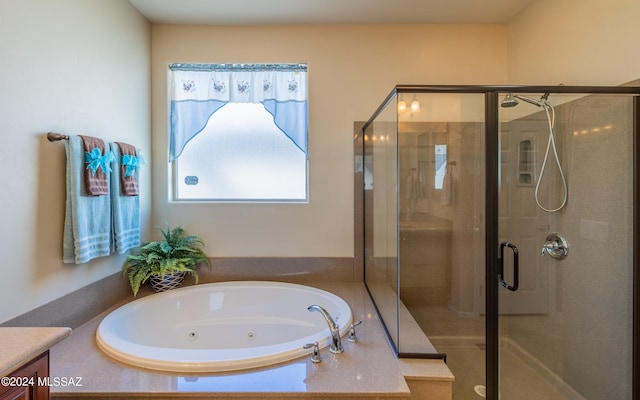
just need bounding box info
[96,281,353,372]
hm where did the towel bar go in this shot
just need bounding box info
[47,132,69,142]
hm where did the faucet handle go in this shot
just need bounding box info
[303,342,322,363]
[541,233,569,259]
[348,320,363,342]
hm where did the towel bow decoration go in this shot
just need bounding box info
[121,153,145,177]
[84,147,115,175]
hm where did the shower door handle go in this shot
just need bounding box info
[498,242,519,291]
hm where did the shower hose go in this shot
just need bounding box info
[536,101,568,212]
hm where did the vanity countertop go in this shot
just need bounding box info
[0,327,72,377]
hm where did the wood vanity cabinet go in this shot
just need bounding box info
[0,351,49,400]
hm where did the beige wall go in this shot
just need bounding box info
[4,0,640,324]
[508,0,640,86]
[0,0,151,323]
[151,24,507,257]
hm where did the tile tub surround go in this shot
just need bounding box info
[203,257,361,283]
[49,282,453,399]
[0,327,72,377]
[1,272,131,329]
[0,257,358,330]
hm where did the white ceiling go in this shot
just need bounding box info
[128,0,536,25]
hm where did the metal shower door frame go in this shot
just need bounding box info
[362,84,640,400]
[477,85,640,400]
[393,85,640,400]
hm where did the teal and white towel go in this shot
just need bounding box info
[110,142,141,254]
[63,136,112,263]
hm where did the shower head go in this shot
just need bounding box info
[502,92,551,108]
[500,93,519,108]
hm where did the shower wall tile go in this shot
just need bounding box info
[399,228,452,307]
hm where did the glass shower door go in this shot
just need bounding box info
[395,92,487,394]
[496,92,635,400]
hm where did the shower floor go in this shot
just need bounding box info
[410,306,572,400]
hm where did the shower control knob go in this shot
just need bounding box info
[541,233,569,259]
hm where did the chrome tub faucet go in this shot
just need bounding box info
[307,305,344,353]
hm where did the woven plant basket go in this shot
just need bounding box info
[149,272,186,293]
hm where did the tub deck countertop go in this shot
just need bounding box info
[49,282,413,400]
[0,327,72,377]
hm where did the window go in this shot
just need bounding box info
[169,63,308,202]
[434,144,447,189]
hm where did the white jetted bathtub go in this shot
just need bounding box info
[96,281,353,372]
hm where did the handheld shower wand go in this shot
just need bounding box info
[500,92,567,213]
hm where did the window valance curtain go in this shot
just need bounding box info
[169,63,308,162]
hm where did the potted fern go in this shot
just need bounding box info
[122,224,211,296]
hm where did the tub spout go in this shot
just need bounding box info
[307,305,344,353]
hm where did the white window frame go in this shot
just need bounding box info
[168,63,309,203]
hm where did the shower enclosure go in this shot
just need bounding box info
[357,85,640,400]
